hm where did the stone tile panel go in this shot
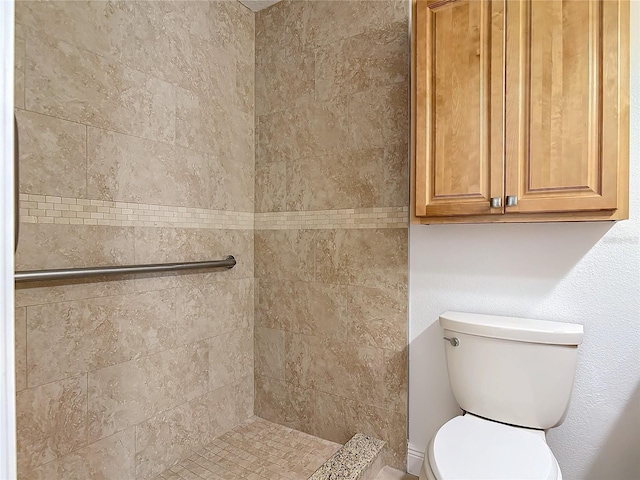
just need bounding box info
[257,98,348,166]
[16,375,88,473]
[16,111,87,198]
[234,374,255,423]
[26,289,176,387]
[15,223,135,271]
[346,285,407,351]
[14,26,25,109]
[254,376,315,434]
[315,21,408,102]
[134,385,237,480]
[26,35,176,144]
[255,160,287,213]
[256,48,315,116]
[87,128,211,210]
[16,1,134,62]
[175,279,253,346]
[209,329,254,391]
[87,341,209,442]
[286,144,409,212]
[26,428,135,480]
[312,392,407,470]
[255,229,316,282]
[255,327,286,380]
[347,84,408,152]
[15,307,27,392]
[315,228,408,288]
[285,333,386,406]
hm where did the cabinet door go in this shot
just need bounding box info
[505,0,627,214]
[415,0,505,217]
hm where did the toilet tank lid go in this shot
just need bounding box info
[440,311,584,345]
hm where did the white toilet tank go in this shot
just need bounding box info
[440,311,584,430]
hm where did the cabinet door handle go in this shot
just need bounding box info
[506,195,518,207]
[490,197,502,208]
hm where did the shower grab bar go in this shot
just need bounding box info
[15,255,236,283]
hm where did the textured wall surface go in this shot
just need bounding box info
[408,3,640,479]
[254,0,410,469]
[14,2,255,479]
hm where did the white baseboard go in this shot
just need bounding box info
[407,443,425,476]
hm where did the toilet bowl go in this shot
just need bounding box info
[419,312,583,480]
[420,414,562,480]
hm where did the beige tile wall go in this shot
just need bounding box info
[254,0,409,470]
[14,2,255,480]
[15,0,410,476]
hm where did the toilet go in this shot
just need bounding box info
[420,311,584,480]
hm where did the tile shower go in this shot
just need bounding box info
[13,0,409,478]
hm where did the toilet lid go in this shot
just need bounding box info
[429,415,559,480]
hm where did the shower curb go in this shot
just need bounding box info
[308,433,386,480]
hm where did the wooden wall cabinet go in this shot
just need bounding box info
[412,0,629,224]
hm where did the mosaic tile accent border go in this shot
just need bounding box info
[255,207,409,230]
[19,194,254,230]
[19,195,409,230]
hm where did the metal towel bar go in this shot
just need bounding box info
[15,256,236,283]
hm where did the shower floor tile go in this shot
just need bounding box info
[154,416,342,480]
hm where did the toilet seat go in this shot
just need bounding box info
[428,414,560,480]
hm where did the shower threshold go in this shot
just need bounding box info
[153,416,342,480]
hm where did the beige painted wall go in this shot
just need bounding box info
[254,0,410,469]
[14,2,255,479]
